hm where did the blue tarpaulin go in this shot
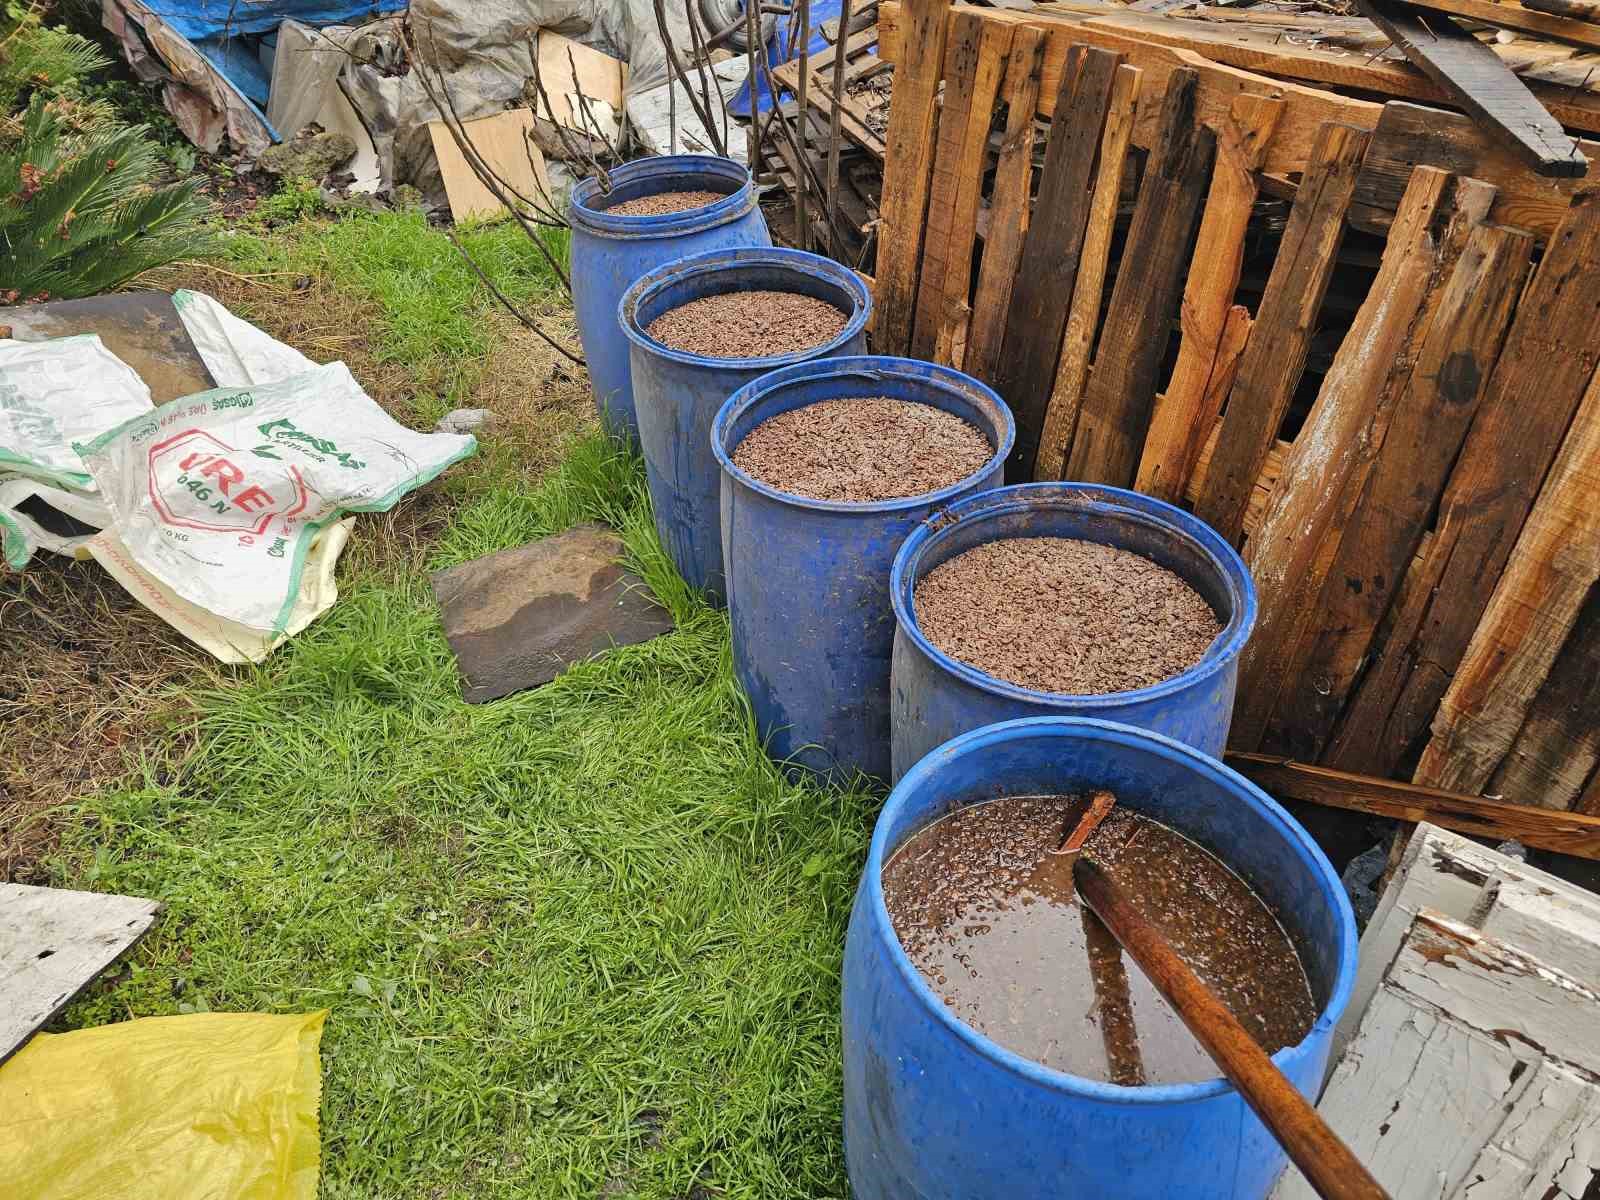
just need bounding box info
[140,0,406,42]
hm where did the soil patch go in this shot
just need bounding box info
[646,290,848,358]
[605,189,725,217]
[732,397,991,502]
[913,537,1221,695]
[883,795,1316,1084]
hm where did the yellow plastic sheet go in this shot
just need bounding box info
[0,1011,326,1200]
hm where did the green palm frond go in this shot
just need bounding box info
[0,97,212,301]
[0,24,110,114]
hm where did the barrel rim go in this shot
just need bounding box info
[868,715,1358,1103]
[710,355,1017,515]
[888,482,1258,709]
[617,246,872,372]
[569,154,756,239]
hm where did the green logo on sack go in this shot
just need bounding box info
[252,418,366,469]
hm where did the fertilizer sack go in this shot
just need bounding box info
[77,362,475,634]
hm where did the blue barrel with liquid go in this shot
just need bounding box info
[568,155,770,441]
[713,357,1014,782]
[889,483,1256,781]
[621,246,870,602]
[843,715,1356,1200]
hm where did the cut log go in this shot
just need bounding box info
[1357,0,1587,177]
[994,43,1124,480]
[1034,62,1143,479]
[1063,68,1216,487]
[963,27,1046,385]
[1331,191,1600,778]
[1192,122,1369,545]
[913,12,1014,362]
[1134,93,1282,502]
[1414,364,1600,793]
[873,0,954,356]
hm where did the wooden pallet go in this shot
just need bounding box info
[874,0,1600,832]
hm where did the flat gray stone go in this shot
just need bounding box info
[431,524,675,703]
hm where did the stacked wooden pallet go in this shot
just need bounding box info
[874,0,1600,840]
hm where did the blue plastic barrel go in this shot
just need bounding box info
[889,483,1256,781]
[568,156,770,441]
[621,247,871,602]
[713,357,1015,782]
[844,716,1356,1200]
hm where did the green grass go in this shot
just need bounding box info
[54,435,878,1199]
[224,206,572,380]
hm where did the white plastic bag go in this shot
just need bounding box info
[0,476,111,567]
[77,362,474,635]
[0,334,153,490]
[172,289,319,387]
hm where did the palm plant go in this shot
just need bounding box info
[0,96,212,300]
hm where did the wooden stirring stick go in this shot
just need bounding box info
[1074,856,1392,1200]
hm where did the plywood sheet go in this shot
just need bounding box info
[429,109,550,223]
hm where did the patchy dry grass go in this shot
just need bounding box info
[1,208,591,880]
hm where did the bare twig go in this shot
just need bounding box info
[794,0,812,249]
[444,229,586,366]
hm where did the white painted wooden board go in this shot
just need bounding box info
[1274,911,1600,1200]
[0,883,161,1064]
[1336,822,1589,1058]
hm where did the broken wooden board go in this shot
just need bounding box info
[1035,62,1143,479]
[1415,362,1600,793]
[1408,0,1600,50]
[1227,755,1600,860]
[430,523,675,703]
[880,4,1596,240]
[1191,122,1368,544]
[1337,822,1593,1054]
[1330,190,1600,779]
[0,883,161,1066]
[1276,908,1600,1199]
[996,42,1125,479]
[429,109,550,223]
[873,0,953,357]
[2,292,215,403]
[1353,101,1596,239]
[1356,0,1586,177]
[1063,66,1216,487]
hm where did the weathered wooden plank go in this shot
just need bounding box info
[1331,191,1600,779]
[1191,122,1369,545]
[1276,909,1600,1200]
[913,12,1014,362]
[1133,93,1282,502]
[1409,0,1600,50]
[879,2,1383,176]
[1228,755,1600,860]
[1034,62,1143,479]
[1354,101,1596,241]
[1232,169,1490,753]
[1062,69,1216,487]
[994,43,1124,480]
[1077,9,1600,136]
[1415,364,1600,793]
[1265,219,1533,761]
[1358,0,1587,177]
[963,27,1046,384]
[881,5,1596,238]
[873,0,954,357]
[1491,583,1600,811]
[1233,171,1465,738]
[0,883,161,1064]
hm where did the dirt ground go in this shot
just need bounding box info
[0,264,593,881]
